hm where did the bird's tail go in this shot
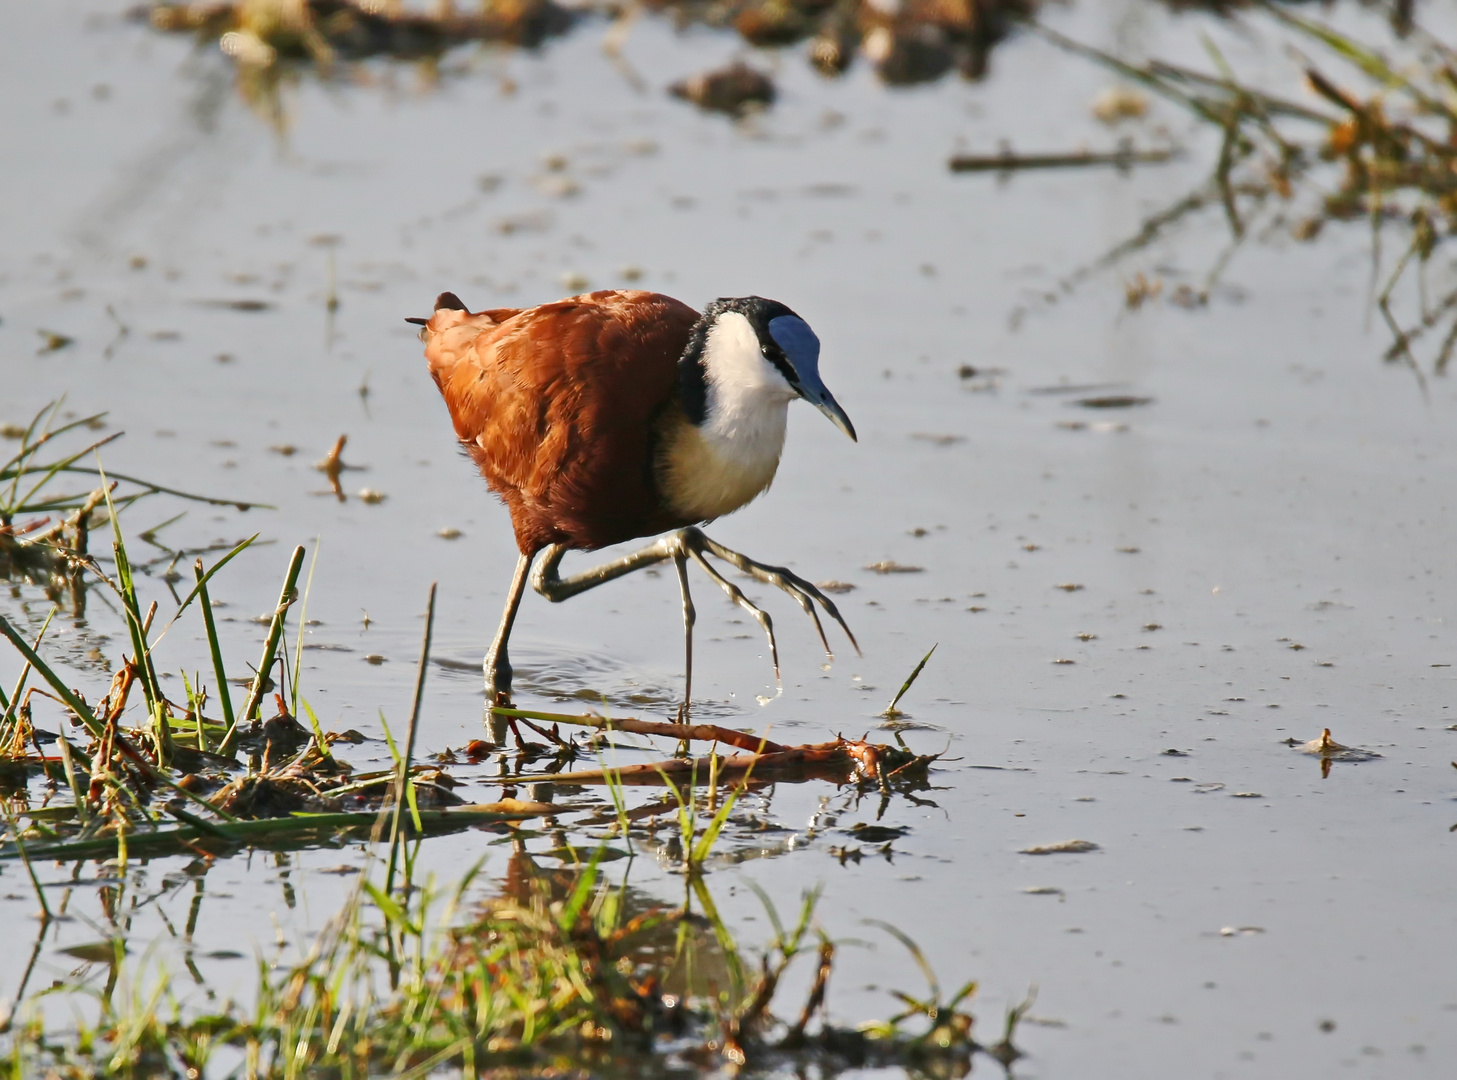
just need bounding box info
[408,292,507,384]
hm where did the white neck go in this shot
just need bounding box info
[657,312,794,522]
[699,311,795,463]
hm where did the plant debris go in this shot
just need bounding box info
[669,60,776,116]
[1285,727,1382,778]
[865,560,924,574]
[1019,839,1100,854]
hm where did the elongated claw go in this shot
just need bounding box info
[690,529,860,659]
[687,546,781,684]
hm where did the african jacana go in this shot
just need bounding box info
[409,288,858,714]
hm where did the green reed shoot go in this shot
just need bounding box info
[1,402,119,523]
[599,751,635,854]
[56,734,88,827]
[99,463,170,758]
[0,607,53,742]
[298,699,333,765]
[223,544,305,755]
[0,614,102,737]
[860,917,980,1049]
[384,581,436,898]
[193,558,234,735]
[883,642,937,718]
[289,541,320,718]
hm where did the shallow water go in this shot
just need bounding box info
[2,2,1456,1076]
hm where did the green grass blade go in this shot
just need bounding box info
[98,461,162,715]
[690,773,746,867]
[13,433,124,516]
[193,558,234,734]
[223,545,306,755]
[865,918,941,1004]
[599,752,634,855]
[54,466,272,511]
[883,643,937,717]
[1,607,55,732]
[557,846,606,932]
[289,542,321,716]
[746,881,787,946]
[57,734,90,827]
[0,614,102,736]
[0,400,67,510]
[299,700,333,765]
[155,534,258,640]
[385,582,436,898]
[1263,3,1454,119]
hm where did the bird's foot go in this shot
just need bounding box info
[674,527,860,684]
[484,656,514,737]
[485,708,512,746]
[485,650,513,692]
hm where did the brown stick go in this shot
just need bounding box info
[491,707,785,754]
[509,740,860,788]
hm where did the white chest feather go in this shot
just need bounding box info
[657,312,795,522]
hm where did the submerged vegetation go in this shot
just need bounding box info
[0,410,1000,1076]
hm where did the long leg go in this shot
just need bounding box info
[485,552,534,707]
[530,537,678,600]
[531,527,858,693]
[672,549,695,720]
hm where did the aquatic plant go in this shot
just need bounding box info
[0,832,1009,1078]
[0,421,1002,1077]
[1028,4,1457,377]
[1,401,264,606]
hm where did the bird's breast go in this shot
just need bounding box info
[655,404,787,523]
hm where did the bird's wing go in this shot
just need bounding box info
[421,303,522,388]
[425,290,699,549]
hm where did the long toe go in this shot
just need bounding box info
[688,547,782,683]
[692,534,858,657]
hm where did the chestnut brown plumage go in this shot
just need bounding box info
[413,288,858,716]
[423,290,699,552]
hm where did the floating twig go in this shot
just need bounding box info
[491,706,784,755]
[950,144,1178,173]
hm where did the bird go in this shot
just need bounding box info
[408,288,858,715]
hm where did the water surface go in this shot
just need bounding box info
[2,2,1454,1077]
